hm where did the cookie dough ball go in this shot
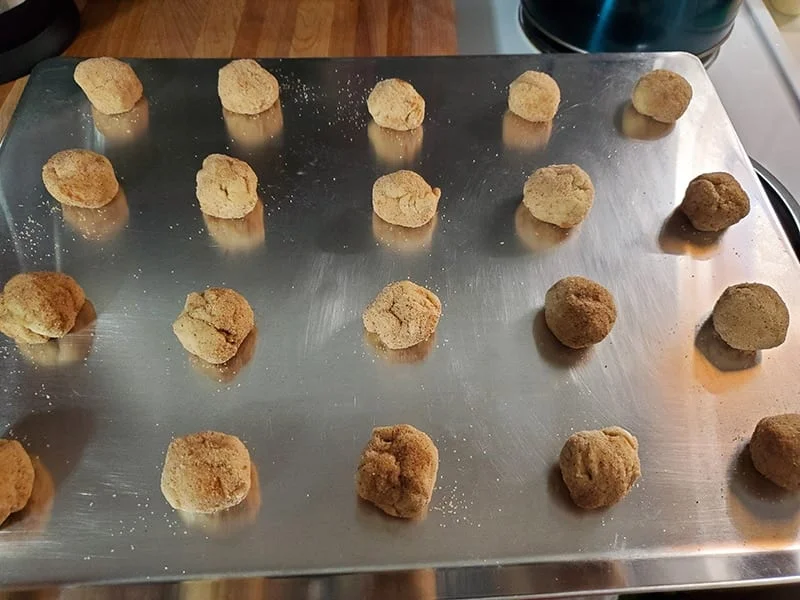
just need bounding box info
[173,287,255,365]
[0,272,86,344]
[508,71,560,123]
[161,431,251,514]
[0,439,35,525]
[750,414,800,491]
[218,59,280,116]
[356,424,439,518]
[196,154,258,219]
[632,69,692,124]
[545,276,616,349]
[17,300,96,367]
[680,172,750,232]
[712,283,789,351]
[367,79,425,131]
[74,57,143,115]
[372,170,441,228]
[42,149,119,209]
[523,164,594,229]
[363,281,441,350]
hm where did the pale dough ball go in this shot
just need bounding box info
[196,154,258,219]
[523,164,594,229]
[560,426,641,509]
[356,424,439,518]
[218,59,280,116]
[632,69,692,124]
[367,79,425,131]
[545,276,616,349]
[750,414,800,490]
[508,70,560,123]
[74,57,143,115]
[0,439,35,525]
[363,281,441,350]
[680,172,750,232]
[42,149,119,209]
[161,431,251,514]
[173,287,255,365]
[372,170,441,228]
[712,283,789,351]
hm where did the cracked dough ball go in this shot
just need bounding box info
[523,164,594,229]
[356,424,438,518]
[712,283,789,351]
[196,154,258,219]
[0,439,35,525]
[372,170,441,228]
[74,57,143,115]
[367,79,425,131]
[218,59,280,116]
[42,149,119,209]
[545,276,616,349]
[680,172,750,232]
[161,431,251,514]
[508,70,560,123]
[632,69,692,124]
[173,287,255,365]
[750,414,800,491]
[363,281,441,350]
[0,272,86,344]
[559,426,641,510]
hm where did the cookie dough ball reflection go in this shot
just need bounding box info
[364,330,436,364]
[191,328,258,383]
[620,102,673,140]
[92,98,149,141]
[204,199,265,254]
[750,414,800,491]
[514,204,570,251]
[372,213,436,253]
[17,300,96,367]
[712,283,789,351]
[224,102,283,150]
[502,110,552,151]
[367,121,423,167]
[62,190,129,242]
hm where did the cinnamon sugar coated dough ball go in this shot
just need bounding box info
[0,272,86,344]
[161,431,251,514]
[0,439,35,525]
[545,276,616,349]
[632,69,692,124]
[74,57,143,115]
[42,149,119,209]
[363,281,441,350]
[523,164,594,228]
[196,154,258,219]
[712,283,789,351]
[367,79,425,131]
[372,170,441,228]
[173,287,255,364]
[560,426,641,509]
[750,414,800,490]
[508,71,560,123]
[218,59,279,115]
[356,424,439,518]
[680,172,750,232]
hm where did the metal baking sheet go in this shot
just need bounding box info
[1,54,799,598]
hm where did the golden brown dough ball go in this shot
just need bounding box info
[559,426,641,509]
[712,283,789,351]
[363,281,441,350]
[367,79,425,131]
[680,172,750,232]
[750,414,800,490]
[631,69,692,124]
[508,71,560,123]
[196,154,258,219]
[218,59,280,116]
[42,149,119,209]
[74,57,143,115]
[372,170,441,228]
[522,164,594,229]
[0,439,35,525]
[356,424,438,518]
[545,276,616,349]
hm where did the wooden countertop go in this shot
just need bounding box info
[0,0,456,137]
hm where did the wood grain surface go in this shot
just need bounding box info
[0,0,456,137]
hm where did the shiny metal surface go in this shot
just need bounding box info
[1,55,800,598]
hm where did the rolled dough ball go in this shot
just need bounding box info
[363,281,441,350]
[196,154,258,219]
[632,69,692,124]
[372,170,441,228]
[356,424,439,518]
[712,283,789,351]
[750,414,800,490]
[0,439,35,525]
[173,287,255,364]
[42,149,119,209]
[559,426,641,510]
[367,79,425,131]
[74,57,143,115]
[218,59,280,115]
[545,276,616,349]
[680,172,750,232]
[522,164,594,229]
[508,70,560,123]
[161,431,251,514]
